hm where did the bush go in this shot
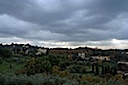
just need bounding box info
[0,73,79,85]
[104,79,125,85]
[0,59,2,64]
[0,73,125,85]
[2,48,13,58]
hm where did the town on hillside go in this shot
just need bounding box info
[0,43,128,84]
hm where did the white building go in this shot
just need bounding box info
[91,56,110,60]
[36,48,47,56]
[78,53,85,59]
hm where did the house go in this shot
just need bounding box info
[36,48,47,56]
[121,51,128,55]
[91,56,110,61]
[118,61,128,65]
[78,53,85,59]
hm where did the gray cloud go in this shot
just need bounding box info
[0,0,128,48]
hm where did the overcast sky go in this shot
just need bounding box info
[0,0,128,49]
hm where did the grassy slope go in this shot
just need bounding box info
[0,59,25,74]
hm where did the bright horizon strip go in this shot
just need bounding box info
[0,37,128,49]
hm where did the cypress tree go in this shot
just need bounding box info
[96,63,99,75]
[102,62,104,76]
[92,64,94,73]
[107,65,110,73]
[104,66,107,74]
[114,66,117,75]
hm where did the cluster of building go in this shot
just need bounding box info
[0,43,48,57]
[0,43,128,60]
[0,43,128,78]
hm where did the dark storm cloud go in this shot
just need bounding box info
[0,0,128,48]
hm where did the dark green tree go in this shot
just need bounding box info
[2,48,13,58]
[96,63,99,75]
[102,62,104,76]
[92,64,94,73]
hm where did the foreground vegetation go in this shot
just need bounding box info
[0,73,125,85]
[0,56,127,85]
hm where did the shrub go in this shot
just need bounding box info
[0,73,79,85]
[104,79,125,85]
[0,59,2,64]
[2,48,13,58]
